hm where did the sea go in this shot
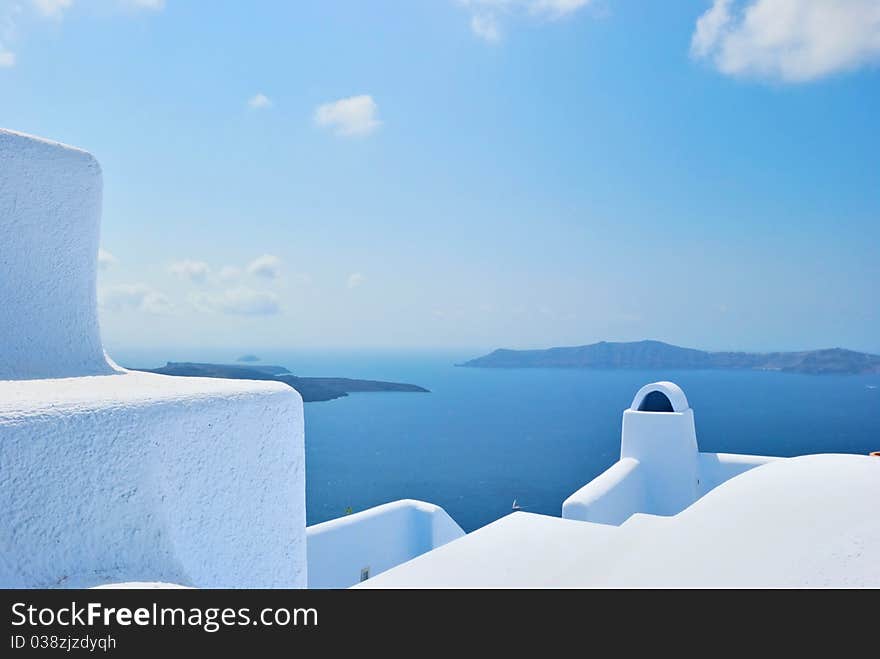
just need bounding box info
[115,348,880,533]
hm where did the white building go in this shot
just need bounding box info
[1,129,878,589]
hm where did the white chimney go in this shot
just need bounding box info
[621,382,699,516]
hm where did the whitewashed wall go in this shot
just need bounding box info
[0,129,117,380]
[0,129,307,588]
[307,500,465,588]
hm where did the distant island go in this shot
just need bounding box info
[236,354,261,363]
[459,340,880,375]
[134,362,429,402]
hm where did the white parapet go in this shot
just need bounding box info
[0,128,307,588]
[561,457,646,526]
[307,500,465,588]
[0,129,117,380]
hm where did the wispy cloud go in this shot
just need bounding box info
[457,0,592,42]
[248,93,272,110]
[314,95,381,137]
[194,287,281,316]
[98,248,118,270]
[163,256,285,284]
[346,272,366,289]
[247,254,282,279]
[100,284,172,314]
[470,13,501,42]
[530,0,592,18]
[691,0,880,82]
[125,0,166,9]
[0,1,166,67]
[32,0,73,20]
[0,2,22,66]
[218,265,242,282]
[33,0,165,18]
[169,259,210,283]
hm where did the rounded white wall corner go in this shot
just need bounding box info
[630,381,689,413]
[0,128,114,379]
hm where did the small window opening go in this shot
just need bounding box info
[638,390,674,412]
[360,567,371,582]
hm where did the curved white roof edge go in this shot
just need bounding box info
[0,127,97,160]
[0,127,114,379]
[630,381,689,412]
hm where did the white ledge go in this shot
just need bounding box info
[0,367,306,589]
[307,499,464,588]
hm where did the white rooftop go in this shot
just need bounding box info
[359,454,880,588]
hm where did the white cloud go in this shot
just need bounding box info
[29,0,165,19]
[169,259,210,283]
[314,95,381,137]
[692,0,733,59]
[247,254,282,279]
[2,1,165,67]
[194,287,281,316]
[218,265,242,282]
[98,248,117,269]
[100,284,171,314]
[471,13,501,42]
[32,0,73,20]
[691,0,880,82]
[0,2,19,69]
[346,272,365,289]
[458,0,591,42]
[529,0,592,18]
[125,0,166,9]
[248,93,272,110]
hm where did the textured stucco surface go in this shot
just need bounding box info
[0,371,306,588]
[0,129,117,380]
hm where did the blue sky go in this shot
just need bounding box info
[1,0,878,353]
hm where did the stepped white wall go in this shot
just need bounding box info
[0,129,307,588]
[0,373,307,588]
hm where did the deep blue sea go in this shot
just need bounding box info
[115,348,880,532]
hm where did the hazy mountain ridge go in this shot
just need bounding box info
[459,341,880,375]
[134,362,429,402]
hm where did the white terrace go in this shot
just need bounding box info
[1,129,878,589]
